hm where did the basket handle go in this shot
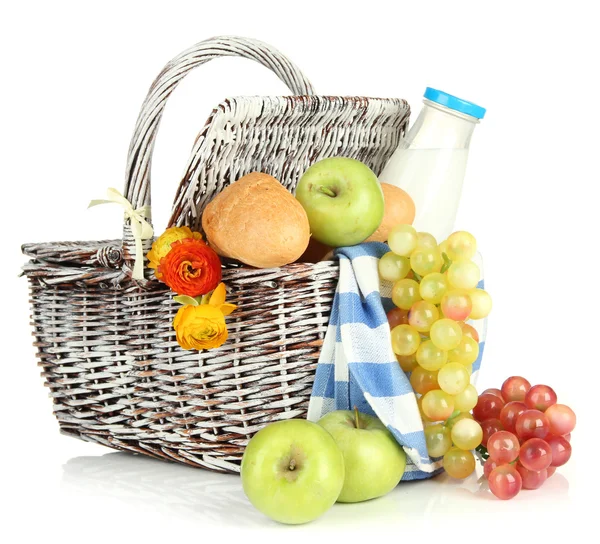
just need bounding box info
[122,36,315,217]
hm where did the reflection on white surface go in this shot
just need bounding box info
[61,452,266,527]
[61,452,571,528]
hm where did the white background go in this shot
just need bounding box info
[1,0,597,541]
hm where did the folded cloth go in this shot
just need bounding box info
[307,242,486,481]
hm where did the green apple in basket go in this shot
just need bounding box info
[318,408,407,503]
[295,157,385,247]
[241,419,345,524]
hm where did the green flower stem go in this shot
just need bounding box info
[173,295,199,306]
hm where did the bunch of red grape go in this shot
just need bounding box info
[474,376,576,499]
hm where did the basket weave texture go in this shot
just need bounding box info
[22,36,410,473]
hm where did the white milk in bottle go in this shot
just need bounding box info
[379,88,486,241]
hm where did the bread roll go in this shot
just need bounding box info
[202,172,310,268]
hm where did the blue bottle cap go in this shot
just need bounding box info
[424,87,486,119]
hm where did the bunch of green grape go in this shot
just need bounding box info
[379,226,492,479]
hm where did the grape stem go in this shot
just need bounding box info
[412,271,423,282]
[441,252,452,274]
[475,444,489,460]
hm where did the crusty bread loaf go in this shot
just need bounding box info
[365,183,416,242]
[202,172,311,268]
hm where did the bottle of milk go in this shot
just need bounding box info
[379,88,486,241]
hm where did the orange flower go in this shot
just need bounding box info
[158,238,222,297]
[173,284,237,350]
[147,226,203,278]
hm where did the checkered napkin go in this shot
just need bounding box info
[307,242,486,481]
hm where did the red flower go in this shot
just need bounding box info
[157,238,222,297]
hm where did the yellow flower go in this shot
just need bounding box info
[207,282,237,316]
[173,283,237,350]
[147,226,203,278]
[173,305,228,350]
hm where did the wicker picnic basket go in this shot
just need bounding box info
[22,36,410,473]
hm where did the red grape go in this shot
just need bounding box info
[483,458,500,479]
[481,418,504,447]
[501,376,532,402]
[387,307,409,328]
[524,384,557,412]
[547,436,572,467]
[460,322,480,342]
[545,404,576,436]
[547,466,557,477]
[516,462,548,490]
[488,464,522,500]
[515,409,550,441]
[482,388,503,399]
[487,431,520,464]
[473,394,505,422]
[563,433,571,442]
[519,438,553,471]
[499,401,527,434]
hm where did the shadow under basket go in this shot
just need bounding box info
[21,35,410,473]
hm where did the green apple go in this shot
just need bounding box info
[295,157,384,247]
[241,419,345,524]
[317,409,406,503]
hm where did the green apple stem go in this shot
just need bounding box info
[354,406,361,429]
[317,186,337,198]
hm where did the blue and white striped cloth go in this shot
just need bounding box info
[307,242,486,481]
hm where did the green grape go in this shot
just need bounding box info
[410,367,440,395]
[417,396,435,424]
[468,288,492,319]
[450,418,483,451]
[419,273,449,304]
[443,447,476,479]
[424,423,452,458]
[410,248,443,277]
[416,339,448,371]
[464,364,473,376]
[396,353,418,372]
[446,411,474,430]
[378,252,411,282]
[416,232,438,250]
[438,240,449,257]
[445,231,477,261]
[440,290,473,321]
[421,390,455,421]
[437,362,470,395]
[388,224,418,257]
[391,324,421,356]
[429,319,463,350]
[448,336,480,365]
[408,301,439,332]
[447,260,480,290]
[392,278,422,310]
